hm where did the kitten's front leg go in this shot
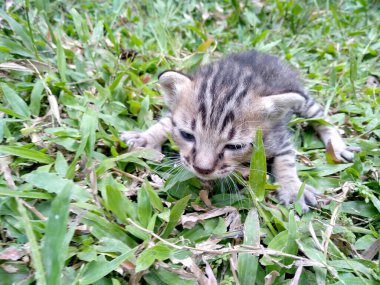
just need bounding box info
[120,116,172,151]
[314,124,361,162]
[261,93,360,162]
[272,151,317,212]
[296,98,361,162]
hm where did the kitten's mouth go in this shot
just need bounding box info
[194,173,217,181]
[191,166,234,180]
[196,170,236,181]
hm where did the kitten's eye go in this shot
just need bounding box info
[224,144,246,151]
[180,130,195,142]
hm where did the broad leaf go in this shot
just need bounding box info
[249,129,266,201]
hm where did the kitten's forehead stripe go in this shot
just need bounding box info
[228,128,236,140]
[193,64,255,133]
[198,78,208,101]
[191,119,196,130]
[197,64,219,128]
[220,111,235,132]
[199,102,207,127]
[211,82,244,128]
[235,86,249,104]
[209,68,221,98]
[219,83,239,109]
[210,62,224,100]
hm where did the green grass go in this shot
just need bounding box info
[0,0,379,284]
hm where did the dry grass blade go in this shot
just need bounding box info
[361,239,380,260]
[180,206,237,229]
[203,257,218,285]
[0,155,16,190]
[308,222,324,252]
[0,247,27,261]
[178,257,209,285]
[264,271,280,285]
[0,62,34,72]
[112,167,161,188]
[16,198,47,285]
[289,264,303,285]
[20,199,47,221]
[26,60,62,125]
[229,252,240,285]
[323,182,353,257]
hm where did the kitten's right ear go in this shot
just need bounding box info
[158,70,192,110]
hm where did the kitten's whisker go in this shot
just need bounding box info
[173,166,187,196]
[232,172,248,187]
[245,168,276,180]
[232,178,243,209]
[227,174,243,208]
[224,175,233,206]
[162,155,180,160]
[153,160,183,179]
[153,161,178,170]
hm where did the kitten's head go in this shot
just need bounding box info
[158,52,304,180]
[158,68,266,180]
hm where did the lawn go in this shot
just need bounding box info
[0,0,379,284]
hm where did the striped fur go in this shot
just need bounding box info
[121,50,360,212]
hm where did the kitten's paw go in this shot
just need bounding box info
[120,131,162,151]
[120,131,148,150]
[334,146,361,162]
[277,183,318,213]
[328,140,361,163]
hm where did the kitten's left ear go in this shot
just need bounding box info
[158,70,192,110]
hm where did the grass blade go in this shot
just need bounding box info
[161,195,191,238]
[22,172,91,202]
[104,184,128,222]
[0,145,53,164]
[0,188,52,199]
[76,111,98,160]
[41,184,71,285]
[56,30,67,82]
[284,210,298,264]
[135,244,172,273]
[17,198,47,285]
[0,10,34,51]
[138,181,153,227]
[29,79,44,116]
[142,180,164,212]
[1,83,31,118]
[78,248,136,285]
[238,208,260,285]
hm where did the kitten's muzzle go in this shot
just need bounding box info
[193,165,214,176]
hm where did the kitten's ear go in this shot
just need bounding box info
[260,92,306,117]
[158,71,192,110]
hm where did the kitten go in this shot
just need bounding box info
[121,50,360,212]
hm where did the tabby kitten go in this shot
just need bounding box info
[121,50,359,212]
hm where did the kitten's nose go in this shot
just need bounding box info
[193,165,214,175]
